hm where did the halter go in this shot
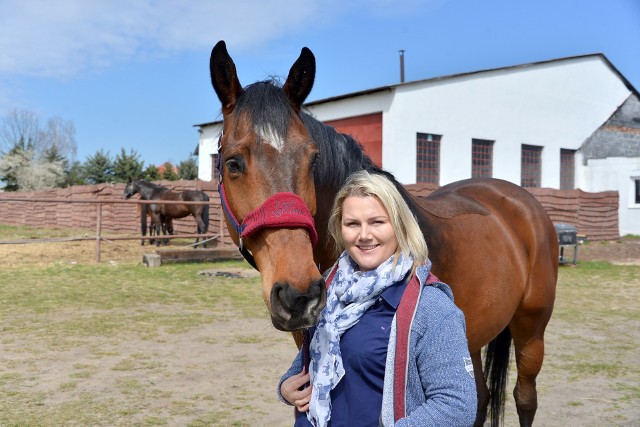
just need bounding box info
[216,133,319,270]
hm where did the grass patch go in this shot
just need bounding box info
[2,225,638,425]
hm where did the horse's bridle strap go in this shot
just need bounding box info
[219,183,318,246]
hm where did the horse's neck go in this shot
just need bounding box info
[137,182,160,200]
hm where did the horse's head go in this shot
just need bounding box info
[209,40,326,331]
[122,180,138,199]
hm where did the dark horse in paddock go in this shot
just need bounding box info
[209,41,557,426]
[122,180,210,247]
[132,185,168,245]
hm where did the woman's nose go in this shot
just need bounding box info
[358,225,371,240]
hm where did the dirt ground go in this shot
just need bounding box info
[574,236,640,264]
[1,236,639,426]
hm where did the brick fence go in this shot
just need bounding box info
[0,180,234,248]
[405,183,619,240]
[0,180,620,244]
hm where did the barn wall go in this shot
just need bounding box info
[325,113,383,167]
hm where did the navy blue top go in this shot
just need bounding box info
[294,278,409,426]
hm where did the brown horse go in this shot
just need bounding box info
[209,40,558,427]
[122,180,210,247]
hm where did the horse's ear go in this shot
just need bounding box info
[210,40,243,115]
[283,47,315,113]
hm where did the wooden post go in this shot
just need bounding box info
[96,202,102,262]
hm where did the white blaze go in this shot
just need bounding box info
[256,124,286,152]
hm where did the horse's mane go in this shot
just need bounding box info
[300,111,421,215]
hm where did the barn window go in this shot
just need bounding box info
[211,153,220,182]
[521,144,543,188]
[472,139,493,178]
[560,149,576,190]
[634,178,640,205]
[416,133,441,184]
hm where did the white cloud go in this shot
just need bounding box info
[0,0,323,77]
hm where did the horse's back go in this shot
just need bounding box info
[413,178,558,351]
[180,190,209,202]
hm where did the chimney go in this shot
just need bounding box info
[399,49,405,83]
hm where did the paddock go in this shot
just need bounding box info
[0,231,638,426]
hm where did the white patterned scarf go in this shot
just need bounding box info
[307,250,414,427]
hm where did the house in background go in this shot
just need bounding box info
[195,53,640,236]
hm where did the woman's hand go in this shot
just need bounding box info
[281,368,312,412]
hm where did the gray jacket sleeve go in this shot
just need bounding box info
[396,287,478,426]
[277,348,305,405]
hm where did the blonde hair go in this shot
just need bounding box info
[328,171,429,273]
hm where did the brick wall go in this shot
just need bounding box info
[405,184,619,240]
[0,180,235,247]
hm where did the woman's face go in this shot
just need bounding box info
[341,195,398,271]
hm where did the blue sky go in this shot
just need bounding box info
[1,0,639,167]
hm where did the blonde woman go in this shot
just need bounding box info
[279,171,477,426]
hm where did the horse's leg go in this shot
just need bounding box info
[194,213,207,248]
[152,215,163,247]
[509,230,557,427]
[149,219,156,245]
[471,350,489,427]
[509,314,551,427]
[161,218,167,246]
[161,216,172,246]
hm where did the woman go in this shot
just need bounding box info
[278,171,477,426]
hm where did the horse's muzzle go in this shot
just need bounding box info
[269,279,326,331]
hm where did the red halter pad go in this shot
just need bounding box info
[219,182,318,246]
[241,192,319,245]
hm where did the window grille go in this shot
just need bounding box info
[416,133,441,184]
[521,144,543,188]
[560,149,576,190]
[472,139,494,178]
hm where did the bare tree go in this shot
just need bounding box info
[0,108,76,162]
[41,116,77,162]
[0,108,77,190]
[0,109,42,152]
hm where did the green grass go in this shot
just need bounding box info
[1,225,639,425]
[0,225,277,426]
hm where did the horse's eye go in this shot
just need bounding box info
[225,157,244,174]
[310,153,320,169]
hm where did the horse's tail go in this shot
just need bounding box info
[202,193,210,233]
[141,204,148,245]
[484,326,512,427]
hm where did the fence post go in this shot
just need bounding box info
[96,203,102,262]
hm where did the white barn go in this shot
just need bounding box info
[195,53,640,236]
